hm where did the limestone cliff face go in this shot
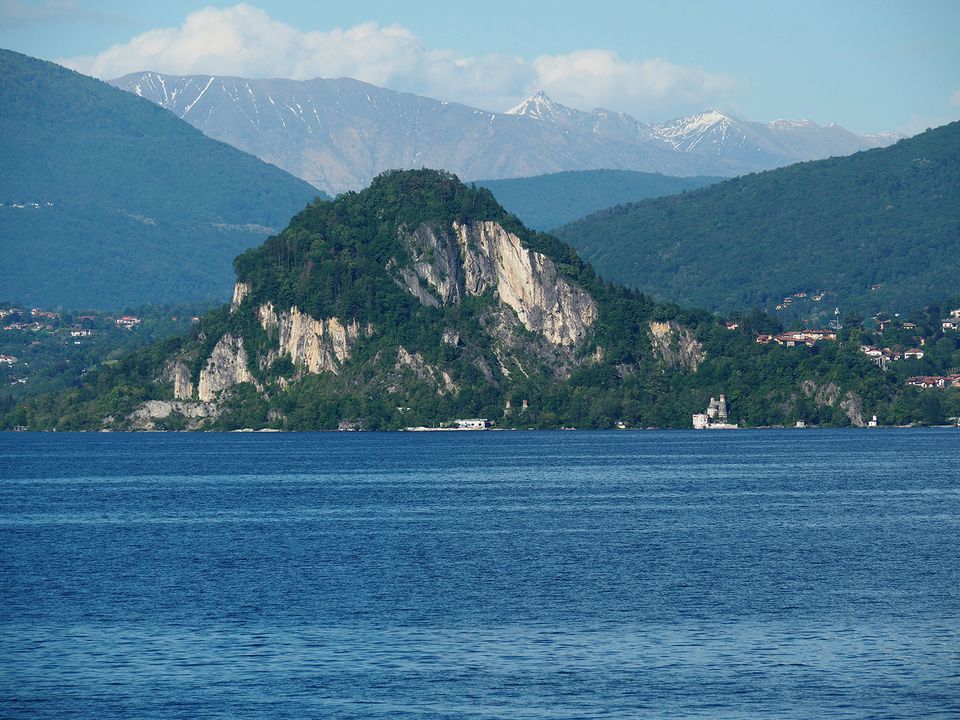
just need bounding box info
[160,360,195,400]
[801,380,866,426]
[399,220,598,346]
[258,303,361,374]
[395,345,457,395]
[189,215,593,411]
[840,393,865,427]
[127,400,219,430]
[198,334,254,401]
[400,225,463,306]
[171,362,194,400]
[648,321,704,372]
[231,281,252,311]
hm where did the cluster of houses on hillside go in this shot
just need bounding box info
[905,374,960,389]
[873,308,960,333]
[115,315,142,329]
[30,308,61,320]
[0,306,146,335]
[860,344,925,368]
[861,308,959,380]
[875,318,916,332]
[755,329,836,346]
[774,291,828,311]
[3,321,50,332]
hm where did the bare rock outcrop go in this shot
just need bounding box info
[198,334,254,401]
[398,220,598,346]
[230,281,252,311]
[395,345,457,395]
[126,400,219,430]
[400,225,464,305]
[258,303,361,374]
[800,380,866,426]
[172,362,194,400]
[160,361,194,400]
[840,392,865,427]
[648,321,704,371]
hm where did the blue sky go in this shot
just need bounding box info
[2,0,958,133]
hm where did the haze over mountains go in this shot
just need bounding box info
[110,72,901,195]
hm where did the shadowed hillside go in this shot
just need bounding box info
[0,49,323,308]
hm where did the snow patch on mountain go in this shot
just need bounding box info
[110,73,905,194]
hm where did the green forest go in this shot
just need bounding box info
[5,171,958,432]
[477,170,721,231]
[556,121,960,320]
[0,49,322,309]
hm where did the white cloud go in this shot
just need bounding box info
[532,50,738,118]
[60,3,738,119]
[950,90,960,107]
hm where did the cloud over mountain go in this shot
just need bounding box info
[61,3,737,118]
[532,51,739,119]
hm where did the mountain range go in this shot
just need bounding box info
[110,73,900,195]
[0,49,322,309]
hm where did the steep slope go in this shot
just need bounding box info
[556,122,960,320]
[477,170,723,230]
[0,49,322,309]
[10,170,949,432]
[110,74,897,194]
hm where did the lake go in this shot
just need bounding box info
[1,429,958,718]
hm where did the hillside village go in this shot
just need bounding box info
[0,305,206,397]
[745,305,960,391]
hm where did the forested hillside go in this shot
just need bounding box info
[556,122,960,320]
[7,171,957,431]
[0,49,323,308]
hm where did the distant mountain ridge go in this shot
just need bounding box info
[509,92,898,168]
[110,72,900,195]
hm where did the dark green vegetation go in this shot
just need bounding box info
[556,122,960,320]
[0,302,213,405]
[5,171,958,431]
[0,49,323,309]
[476,170,722,230]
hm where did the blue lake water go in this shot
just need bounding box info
[1,429,958,718]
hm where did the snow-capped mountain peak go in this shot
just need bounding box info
[656,110,738,136]
[651,110,749,153]
[505,91,571,121]
[109,70,904,194]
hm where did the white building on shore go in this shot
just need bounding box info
[693,394,738,429]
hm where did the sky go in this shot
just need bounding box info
[1,0,958,134]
